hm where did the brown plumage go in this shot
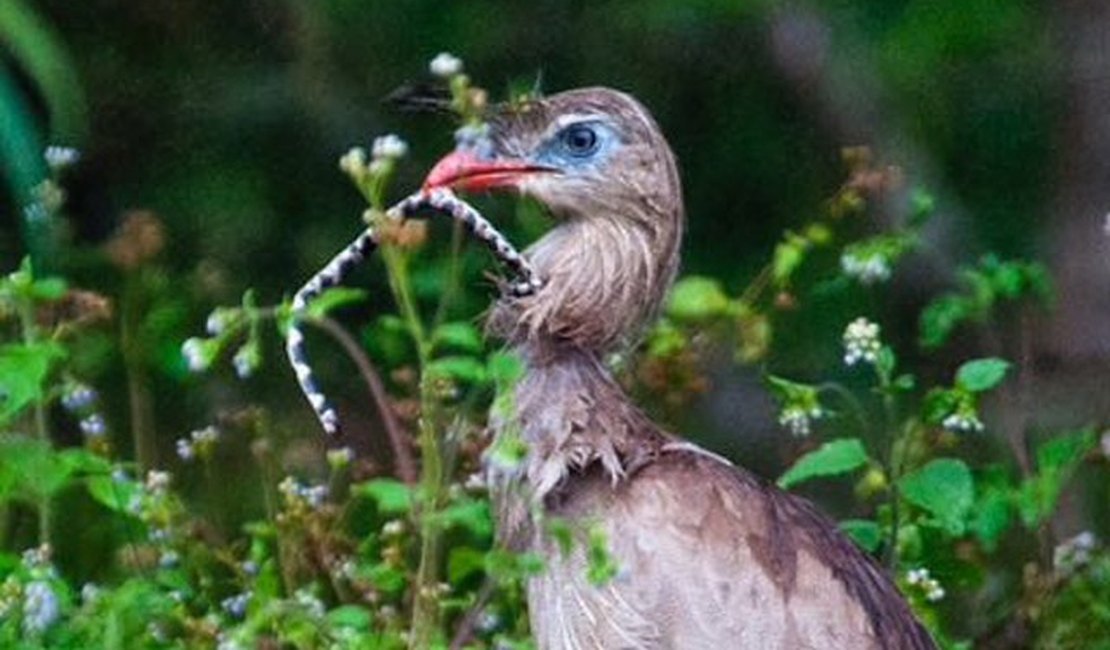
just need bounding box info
[425,87,936,649]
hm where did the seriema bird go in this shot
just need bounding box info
[423,87,936,649]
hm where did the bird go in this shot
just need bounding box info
[422,87,937,649]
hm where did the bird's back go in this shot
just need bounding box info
[526,445,936,650]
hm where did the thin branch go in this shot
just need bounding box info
[449,578,497,650]
[303,314,417,485]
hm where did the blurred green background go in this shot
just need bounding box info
[4,1,1110,646]
[3,0,1108,562]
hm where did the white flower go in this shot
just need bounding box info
[278,476,328,510]
[80,414,107,437]
[176,438,195,461]
[429,52,463,78]
[843,317,882,366]
[44,145,80,170]
[302,484,328,509]
[905,567,929,585]
[382,519,406,537]
[905,567,945,602]
[22,581,59,634]
[80,583,100,605]
[192,425,219,445]
[61,384,98,412]
[371,134,408,160]
[464,471,487,493]
[840,252,891,284]
[21,545,51,569]
[159,550,179,568]
[232,345,256,379]
[181,337,211,372]
[941,411,984,434]
[338,147,368,176]
[221,591,252,619]
[206,309,231,336]
[1055,530,1097,573]
[293,589,325,618]
[778,406,823,437]
[145,470,172,493]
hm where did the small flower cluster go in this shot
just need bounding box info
[221,591,252,619]
[0,545,63,636]
[61,382,109,442]
[905,567,945,602]
[44,145,81,171]
[279,476,329,512]
[778,405,825,437]
[429,52,463,78]
[840,251,891,284]
[941,409,984,434]
[338,134,409,185]
[843,317,882,366]
[181,337,217,373]
[1054,530,1097,574]
[183,302,262,379]
[176,425,221,461]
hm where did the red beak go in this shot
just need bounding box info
[423,150,555,192]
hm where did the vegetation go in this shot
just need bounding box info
[1,2,1107,648]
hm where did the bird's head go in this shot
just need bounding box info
[424,87,684,353]
[424,87,682,230]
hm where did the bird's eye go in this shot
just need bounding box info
[560,125,600,157]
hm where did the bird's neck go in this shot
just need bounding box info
[488,207,681,353]
[490,344,667,502]
[487,207,680,503]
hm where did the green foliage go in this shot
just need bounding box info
[920,256,1051,349]
[897,459,975,535]
[778,438,871,489]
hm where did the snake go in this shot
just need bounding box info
[285,188,541,435]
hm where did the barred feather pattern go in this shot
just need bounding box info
[286,189,541,435]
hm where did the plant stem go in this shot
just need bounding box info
[875,364,901,569]
[121,272,157,472]
[377,243,446,649]
[303,315,417,485]
[18,298,51,546]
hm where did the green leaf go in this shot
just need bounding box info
[1017,428,1097,527]
[30,277,66,300]
[922,388,960,424]
[955,358,1011,393]
[448,547,486,583]
[778,438,870,489]
[772,237,806,284]
[839,519,882,553]
[970,483,1012,551]
[304,287,367,318]
[427,355,487,384]
[434,499,492,539]
[0,341,66,423]
[327,605,371,631]
[432,321,484,354]
[86,474,142,515]
[354,478,412,515]
[487,351,524,386]
[58,448,111,474]
[897,458,974,534]
[666,276,730,322]
[0,436,74,499]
